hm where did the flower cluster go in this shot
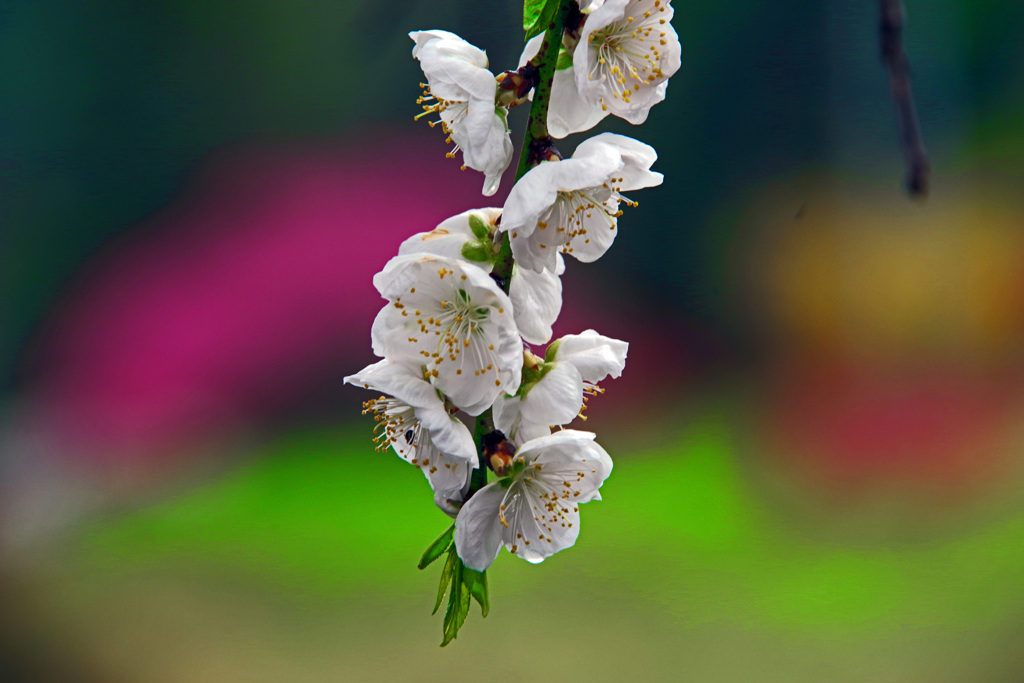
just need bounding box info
[347,0,680,644]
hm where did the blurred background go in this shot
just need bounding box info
[3,0,1024,680]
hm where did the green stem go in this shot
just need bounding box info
[493,0,573,288]
[466,0,574,501]
[470,409,495,492]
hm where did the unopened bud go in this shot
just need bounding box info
[482,430,516,476]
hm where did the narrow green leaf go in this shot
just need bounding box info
[441,557,471,647]
[464,568,489,618]
[467,213,490,239]
[418,523,455,570]
[432,547,458,615]
[555,47,573,71]
[523,0,559,42]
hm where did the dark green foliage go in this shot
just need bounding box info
[523,0,561,41]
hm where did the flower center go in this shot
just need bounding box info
[500,456,585,554]
[413,276,503,385]
[535,182,637,256]
[586,0,671,107]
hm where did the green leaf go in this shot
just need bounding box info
[463,567,489,618]
[441,555,471,647]
[523,0,559,42]
[468,213,490,240]
[555,47,573,71]
[432,547,458,616]
[460,240,491,263]
[418,523,455,570]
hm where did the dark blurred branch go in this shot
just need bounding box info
[880,0,930,198]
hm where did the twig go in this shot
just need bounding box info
[880,0,930,198]
[467,0,576,500]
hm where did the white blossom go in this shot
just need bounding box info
[344,360,476,516]
[518,1,680,138]
[411,30,513,196]
[494,330,627,443]
[453,430,613,571]
[501,132,662,272]
[508,258,564,345]
[398,208,565,345]
[371,254,523,415]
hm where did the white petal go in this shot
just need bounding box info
[492,392,523,443]
[515,429,613,504]
[518,34,544,68]
[547,65,610,138]
[410,30,487,69]
[416,434,475,511]
[573,133,663,191]
[569,210,618,263]
[417,407,477,462]
[434,486,468,519]
[506,481,580,563]
[552,329,629,383]
[620,80,668,125]
[398,208,501,267]
[509,254,564,345]
[455,103,513,197]
[493,391,557,444]
[454,483,506,571]
[520,362,584,430]
[344,359,436,409]
[413,36,493,101]
[579,0,632,32]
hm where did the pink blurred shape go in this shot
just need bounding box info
[26,131,487,461]
[17,129,691,470]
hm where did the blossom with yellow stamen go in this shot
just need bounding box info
[410,30,514,196]
[501,133,662,273]
[344,360,477,516]
[493,330,628,443]
[519,0,681,137]
[576,0,680,125]
[453,430,613,571]
[371,254,523,415]
[397,208,566,345]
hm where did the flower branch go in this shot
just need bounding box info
[880,0,930,198]
[350,0,677,646]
